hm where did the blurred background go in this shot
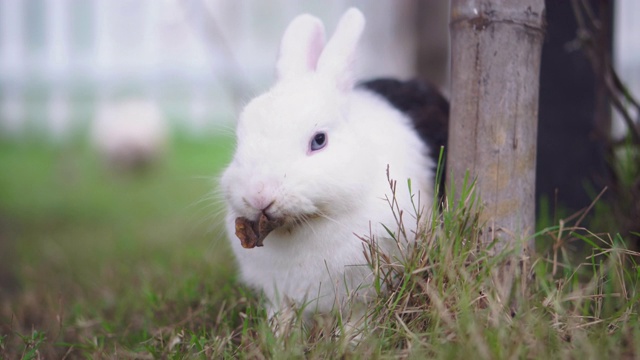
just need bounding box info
[0,0,639,355]
[0,0,637,143]
[0,0,451,141]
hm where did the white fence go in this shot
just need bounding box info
[1,0,637,140]
[0,0,426,140]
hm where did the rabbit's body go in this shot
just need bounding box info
[220,8,441,320]
[224,82,434,316]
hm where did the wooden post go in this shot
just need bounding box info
[448,0,546,253]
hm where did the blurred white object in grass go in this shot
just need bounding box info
[613,0,640,140]
[91,99,168,171]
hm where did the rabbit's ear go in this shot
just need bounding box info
[276,14,326,80]
[316,8,365,90]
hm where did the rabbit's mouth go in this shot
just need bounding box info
[234,209,325,249]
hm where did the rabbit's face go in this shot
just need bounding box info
[221,75,370,226]
[222,8,367,229]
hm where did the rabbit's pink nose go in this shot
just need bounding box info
[246,195,272,212]
[246,181,277,211]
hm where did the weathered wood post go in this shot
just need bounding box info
[447,1,545,255]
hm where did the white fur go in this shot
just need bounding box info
[220,8,434,320]
[91,99,168,170]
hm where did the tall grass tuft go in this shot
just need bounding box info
[352,170,640,359]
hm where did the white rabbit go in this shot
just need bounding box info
[220,8,443,328]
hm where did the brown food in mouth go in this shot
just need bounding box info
[235,214,284,249]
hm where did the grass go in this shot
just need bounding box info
[0,136,639,358]
[0,135,239,358]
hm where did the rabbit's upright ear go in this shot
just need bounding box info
[276,14,326,80]
[316,8,365,90]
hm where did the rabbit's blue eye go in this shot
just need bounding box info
[310,132,327,152]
